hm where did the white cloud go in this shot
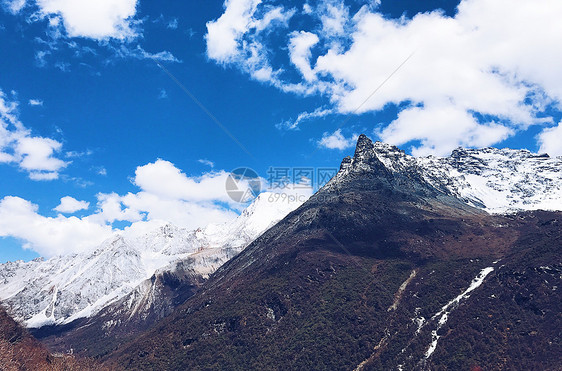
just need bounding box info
[0,90,68,180]
[88,160,247,228]
[537,122,562,157]
[0,160,245,257]
[65,149,93,158]
[28,99,43,106]
[198,159,215,168]
[89,192,144,224]
[36,0,139,40]
[288,31,319,81]
[96,166,107,176]
[207,0,562,154]
[89,160,250,231]
[28,171,59,181]
[279,107,335,130]
[118,192,237,229]
[205,0,295,84]
[379,104,514,156]
[0,158,310,257]
[0,196,113,257]
[16,136,68,173]
[114,45,180,62]
[133,159,233,203]
[318,129,358,150]
[2,0,26,14]
[54,196,89,213]
[167,18,178,30]
[206,0,262,63]
[318,0,349,37]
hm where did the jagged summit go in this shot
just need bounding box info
[353,134,375,157]
[335,134,562,214]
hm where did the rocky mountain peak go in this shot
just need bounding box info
[353,134,374,157]
[331,134,562,214]
[334,134,391,178]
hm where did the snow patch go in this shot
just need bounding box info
[424,266,494,360]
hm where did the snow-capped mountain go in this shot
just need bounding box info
[334,138,562,214]
[104,134,562,370]
[0,192,305,328]
[3,138,561,331]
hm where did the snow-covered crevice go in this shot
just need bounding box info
[422,266,495,360]
[356,270,418,371]
[388,269,417,312]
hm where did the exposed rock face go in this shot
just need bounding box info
[0,305,101,370]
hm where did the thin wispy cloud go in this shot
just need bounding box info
[198,159,215,168]
[1,0,26,14]
[28,99,43,106]
[167,18,178,30]
[279,107,335,130]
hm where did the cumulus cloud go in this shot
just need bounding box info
[116,191,237,229]
[0,196,113,257]
[36,0,139,40]
[318,0,349,37]
[0,90,68,180]
[132,159,236,203]
[318,129,358,150]
[379,104,513,156]
[16,137,68,173]
[89,192,144,225]
[205,0,295,83]
[537,122,562,157]
[207,0,562,155]
[0,160,246,257]
[206,0,262,63]
[54,196,89,213]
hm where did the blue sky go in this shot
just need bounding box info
[0,0,561,262]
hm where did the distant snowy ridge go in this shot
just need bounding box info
[336,137,562,214]
[0,192,305,327]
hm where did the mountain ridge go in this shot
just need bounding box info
[104,134,561,370]
[0,192,306,328]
